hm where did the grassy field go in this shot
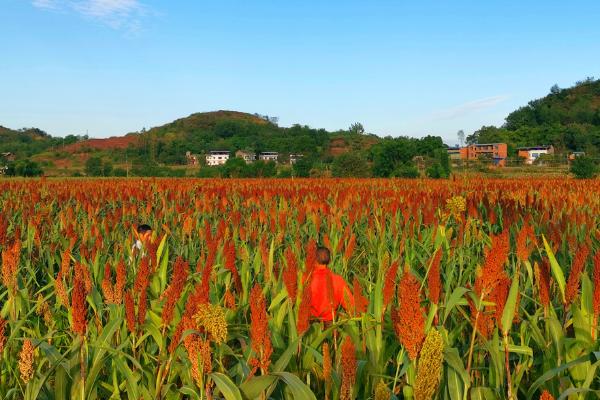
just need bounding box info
[0,177,599,399]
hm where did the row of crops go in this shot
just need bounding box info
[0,178,599,399]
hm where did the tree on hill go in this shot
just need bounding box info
[85,156,114,177]
[425,148,451,179]
[457,130,465,146]
[85,157,103,176]
[370,135,445,177]
[371,138,418,177]
[349,122,365,135]
[6,159,43,177]
[251,160,277,178]
[332,152,371,177]
[470,78,600,155]
[292,157,313,177]
[222,157,251,178]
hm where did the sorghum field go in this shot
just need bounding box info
[1,178,599,400]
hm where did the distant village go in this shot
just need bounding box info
[0,152,16,175]
[185,150,304,167]
[183,144,585,170]
[0,145,589,177]
[445,143,584,167]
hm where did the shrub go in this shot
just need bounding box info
[331,152,371,178]
[570,156,598,178]
[426,163,447,179]
[112,168,127,177]
[392,163,419,178]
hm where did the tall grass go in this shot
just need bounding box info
[0,177,599,399]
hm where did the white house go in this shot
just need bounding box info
[258,152,278,162]
[517,145,554,165]
[206,151,230,166]
[289,154,303,165]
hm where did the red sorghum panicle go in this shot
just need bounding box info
[134,256,150,294]
[114,259,126,305]
[536,260,551,307]
[198,338,212,375]
[162,256,189,326]
[540,390,555,400]
[19,339,35,383]
[297,278,312,335]
[428,249,442,305]
[593,251,600,318]
[137,289,148,326]
[352,277,368,315]
[101,262,115,304]
[393,269,425,360]
[170,282,206,353]
[0,317,7,354]
[491,275,511,324]
[344,234,356,261]
[248,284,272,377]
[224,288,236,310]
[340,336,357,400]
[469,230,510,337]
[224,241,242,293]
[71,275,87,336]
[468,296,494,339]
[186,336,202,386]
[55,248,71,306]
[565,245,589,307]
[283,248,298,301]
[516,220,534,262]
[382,260,399,308]
[125,290,136,333]
[476,230,510,298]
[74,261,92,295]
[1,239,21,295]
[305,239,317,276]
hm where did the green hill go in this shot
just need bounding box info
[0,126,54,156]
[132,110,380,165]
[2,111,383,175]
[469,77,600,154]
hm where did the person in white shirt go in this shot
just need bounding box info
[131,224,152,259]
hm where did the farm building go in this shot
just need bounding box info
[1,152,16,162]
[517,145,554,164]
[461,143,508,166]
[289,154,304,165]
[236,150,256,164]
[446,147,462,161]
[258,152,278,162]
[569,151,586,161]
[185,151,199,166]
[206,151,230,166]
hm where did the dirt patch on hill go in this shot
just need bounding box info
[64,135,139,153]
[329,138,349,156]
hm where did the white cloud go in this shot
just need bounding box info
[432,95,509,120]
[31,0,148,32]
[32,0,60,9]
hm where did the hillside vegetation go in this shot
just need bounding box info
[469,77,600,154]
[3,78,600,176]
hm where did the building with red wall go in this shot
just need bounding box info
[448,143,508,166]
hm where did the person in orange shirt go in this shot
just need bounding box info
[309,246,354,322]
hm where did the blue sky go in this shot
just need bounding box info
[1,1,599,143]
